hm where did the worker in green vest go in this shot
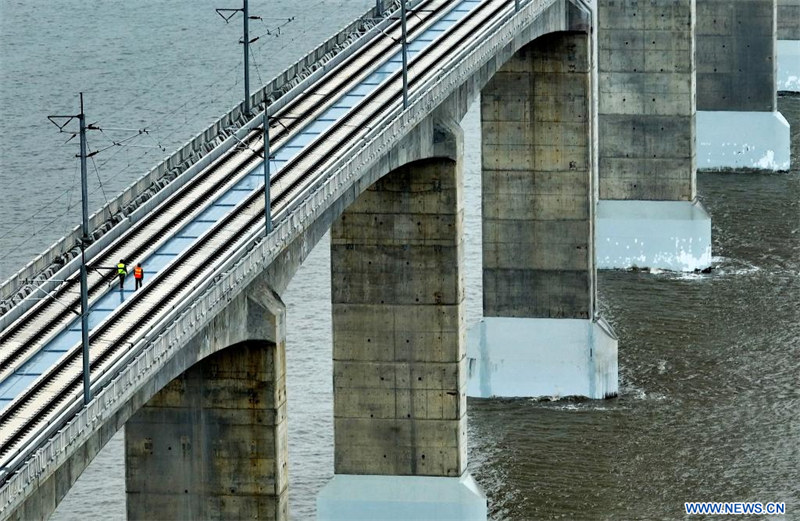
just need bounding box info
[117,259,127,290]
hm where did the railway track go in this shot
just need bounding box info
[0,0,516,484]
[0,0,452,384]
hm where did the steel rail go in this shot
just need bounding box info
[0,0,555,507]
[0,0,440,349]
[0,0,448,377]
[0,0,500,463]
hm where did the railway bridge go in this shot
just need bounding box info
[0,0,791,519]
[0,0,604,518]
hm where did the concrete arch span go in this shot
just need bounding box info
[307,2,617,404]
[402,17,619,400]
[319,11,617,520]
[7,108,469,521]
[124,291,289,520]
[7,282,288,521]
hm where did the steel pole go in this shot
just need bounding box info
[400,0,409,109]
[515,0,519,11]
[263,106,272,234]
[243,0,251,115]
[376,0,382,16]
[78,93,91,405]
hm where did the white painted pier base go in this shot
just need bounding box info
[696,111,791,171]
[317,474,487,521]
[466,317,618,399]
[777,40,800,92]
[596,200,712,272]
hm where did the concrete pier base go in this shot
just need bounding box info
[777,40,800,92]
[596,200,711,271]
[466,317,618,399]
[317,474,487,521]
[696,111,791,171]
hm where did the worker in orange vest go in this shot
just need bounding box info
[133,263,144,291]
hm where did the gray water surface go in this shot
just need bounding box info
[1,1,798,519]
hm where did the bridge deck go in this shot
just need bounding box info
[0,0,519,486]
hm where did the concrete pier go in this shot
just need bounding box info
[596,0,712,271]
[777,0,800,92]
[471,32,618,399]
[596,199,711,271]
[125,289,289,520]
[319,124,486,519]
[696,0,791,171]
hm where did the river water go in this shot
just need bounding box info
[1,1,798,519]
